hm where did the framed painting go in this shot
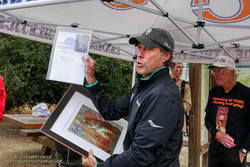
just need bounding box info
[41,85,127,161]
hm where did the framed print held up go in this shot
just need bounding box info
[41,85,127,161]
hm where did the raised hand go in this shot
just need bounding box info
[82,56,97,84]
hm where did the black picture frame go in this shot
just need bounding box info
[41,85,127,161]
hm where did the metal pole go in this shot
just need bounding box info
[196,0,203,44]
[91,36,130,43]
[202,27,236,60]
[149,0,198,45]
[132,58,137,87]
[206,23,250,29]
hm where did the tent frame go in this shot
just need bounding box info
[1,1,250,166]
[2,0,249,62]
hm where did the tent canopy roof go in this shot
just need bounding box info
[0,0,250,64]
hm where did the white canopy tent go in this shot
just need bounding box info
[0,0,250,65]
[1,1,250,166]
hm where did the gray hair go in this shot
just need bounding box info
[226,68,237,80]
[160,49,173,66]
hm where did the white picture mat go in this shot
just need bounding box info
[51,92,127,161]
[47,26,92,85]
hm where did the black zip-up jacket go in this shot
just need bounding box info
[86,67,184,167]
[205,82,250,152]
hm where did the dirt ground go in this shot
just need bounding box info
[0,120,188,167]
[0,121,58,167]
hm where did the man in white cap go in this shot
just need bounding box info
[205,55,250,167]
[82,28,184,167]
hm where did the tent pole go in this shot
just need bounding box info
[109,0,195,25]
[147,0,195,25]
[177,36,250,53]
[178,46,236,54]
[92,36,134,57]
[3,12,132,37]
[179,51,216,59]
[202,27,223,48]
[164,17,198,46]
[238,45,250,48]
[170,16,194,25]
[111,0,199,45]
[132,58,136,87]
[196,0,203,44]
[149,0,198,46]
[90,49,133,62]
[206,36,250,48]
[1,12,135,61]
[206,23,250,29]
[91,36,130,43]
[167,25,195,32]
[201,27,237,60]
[1,12,55,35]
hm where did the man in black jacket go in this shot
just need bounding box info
[205,55,250,167]
[82,28,184,167]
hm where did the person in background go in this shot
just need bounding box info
[205,55,250,167]
[82,28,184,167]
[170,62,192,137]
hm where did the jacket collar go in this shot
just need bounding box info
[139,66,168,81]
[137,66,171,90]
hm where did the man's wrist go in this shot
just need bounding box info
[86,79,97,85]
[85,80,98,88]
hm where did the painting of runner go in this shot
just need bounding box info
[41,85,127,161]
[68,105,122,154]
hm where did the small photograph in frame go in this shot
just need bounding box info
[74,35,90,53]
[41,85,127,161]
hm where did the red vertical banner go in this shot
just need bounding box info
[0,76,6,123]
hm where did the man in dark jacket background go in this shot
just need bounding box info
[82,28,184,167]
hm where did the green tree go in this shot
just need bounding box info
[0,34,133,110]
[0,34,68,110]
[92,54,133,98]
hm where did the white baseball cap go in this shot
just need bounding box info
[208,55,236,70]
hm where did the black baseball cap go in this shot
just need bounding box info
[129,28,175,52]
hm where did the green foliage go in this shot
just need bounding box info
[0,34,133,110]
[92,54,133,98]
[0,34,68,110]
